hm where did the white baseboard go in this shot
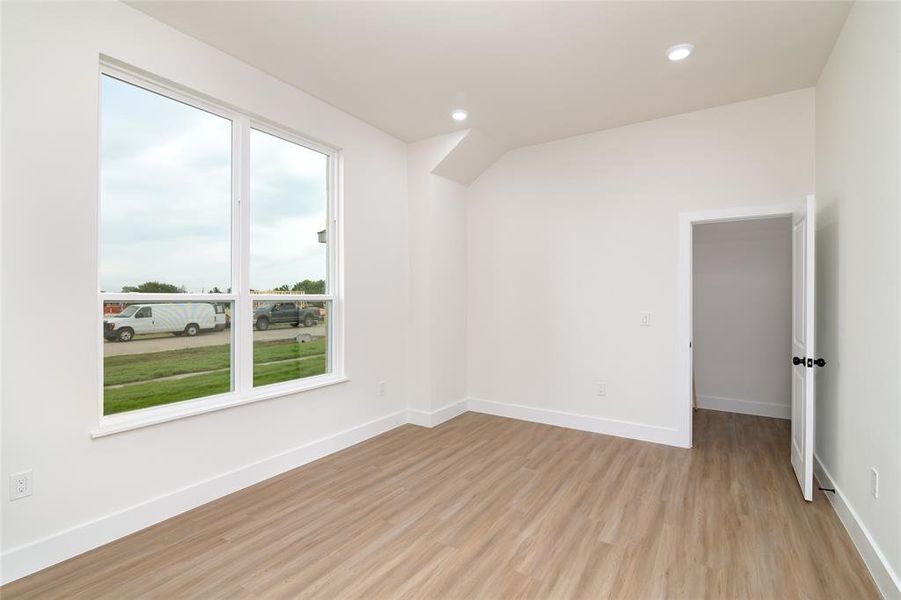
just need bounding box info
[0,409,409,586]
[696,394,790,419]
[468,397,686,447]
[814,455,901,600]
[406,399,468,428]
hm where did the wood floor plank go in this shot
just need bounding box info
[1,410,879,599]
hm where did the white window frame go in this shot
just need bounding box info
[93,62,346,438]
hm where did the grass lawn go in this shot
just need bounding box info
[104,339,327,414]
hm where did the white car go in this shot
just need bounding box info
[104,303,226,342]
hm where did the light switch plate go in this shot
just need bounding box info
[640,312,651,327]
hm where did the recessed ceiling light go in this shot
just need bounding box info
[666,43,694,62]
[451,109,468,122]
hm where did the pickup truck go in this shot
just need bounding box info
[253,302,320,330]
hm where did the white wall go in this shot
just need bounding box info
[693,218,792,419]
[1,1,410,581]
[467,89,814,446]
[427,174,468,412]
[407,134,469,419]
[815,2,901,595]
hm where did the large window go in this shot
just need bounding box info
[99,64,341,425]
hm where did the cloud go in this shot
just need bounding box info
[100,75,329,293]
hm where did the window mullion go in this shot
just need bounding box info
[328,152,342,376]
[235,116,253,394]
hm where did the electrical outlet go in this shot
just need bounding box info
[640,312,651,327]
[9,471,32,501]
[378,381,386,397]
[870,467,879,499]
[597,382,607,397]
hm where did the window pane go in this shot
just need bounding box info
[250,129,328,293]
[101,75,232,294]
[103,301,233,414]
[252,300,329,387]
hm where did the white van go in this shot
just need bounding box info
[104,303,226,342]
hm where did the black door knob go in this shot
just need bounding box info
[814,358,826,367]
[792,356,805,366]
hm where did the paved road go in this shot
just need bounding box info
[104,324,327,357]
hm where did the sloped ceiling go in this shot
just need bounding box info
[131,1,850,150]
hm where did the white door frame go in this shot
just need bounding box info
[677,203,797,448]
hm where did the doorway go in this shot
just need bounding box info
[678,198,817,500]
[692,216,792,419]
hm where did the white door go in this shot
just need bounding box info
[791,195,816,501]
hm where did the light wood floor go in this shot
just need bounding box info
[3,410,878,599]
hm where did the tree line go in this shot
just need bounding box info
[118,280,326,294]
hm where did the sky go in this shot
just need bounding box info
[100,75,328,294]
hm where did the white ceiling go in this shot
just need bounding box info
[130,1,850,150]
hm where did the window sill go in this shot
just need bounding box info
[91,374,350,438]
